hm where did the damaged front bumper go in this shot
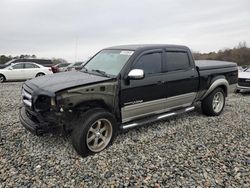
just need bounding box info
[19,105,62,135]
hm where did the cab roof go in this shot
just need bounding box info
[105,44,189,51]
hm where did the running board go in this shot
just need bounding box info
[121,106,195,130]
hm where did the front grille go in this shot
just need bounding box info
[238,78,250,87]
[22,88,32,107]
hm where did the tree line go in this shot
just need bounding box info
[193,42,250,66]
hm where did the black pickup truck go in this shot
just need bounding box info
[19,44,238,157]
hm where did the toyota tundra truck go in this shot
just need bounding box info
[19,44,238,157]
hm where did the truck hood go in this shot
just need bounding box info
[239,72,250,79]
[24,71,113,95]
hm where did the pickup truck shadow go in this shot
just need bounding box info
[239,92,250,96]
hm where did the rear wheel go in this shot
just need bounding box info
[201,87,225,116]
[0,74,5,83]
[36,73,45,77]
[71,108,117,157]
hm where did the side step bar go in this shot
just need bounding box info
[121,106,195,130]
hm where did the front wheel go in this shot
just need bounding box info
[71,108,117,157]
[201,87,225,116]
[0,74,5,83]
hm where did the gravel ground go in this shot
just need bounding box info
[0,82,250,187]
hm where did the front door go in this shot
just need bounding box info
[120,50,167,123]
[24,63,40,79]
[7,63,25,80]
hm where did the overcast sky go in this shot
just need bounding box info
[0,0,249,62]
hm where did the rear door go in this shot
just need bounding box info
[24,63,40,79]
[163,50,199,110]
[120,49,167,122]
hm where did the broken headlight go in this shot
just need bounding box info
[34,95,51,111]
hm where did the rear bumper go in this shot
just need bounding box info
[19,106,61,135]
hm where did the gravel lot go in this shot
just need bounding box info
[0,82,250,187]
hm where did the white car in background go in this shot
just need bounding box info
[0,62,53,83]
[236,67,250,92]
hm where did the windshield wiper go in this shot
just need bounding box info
[91,69,110,77]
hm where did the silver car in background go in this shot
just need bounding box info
[236,67,250,92]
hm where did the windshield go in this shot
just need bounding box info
[4,59,15,66]
[4,64,13,69]
[84,49,134,76]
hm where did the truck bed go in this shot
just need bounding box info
[195,60,237,70]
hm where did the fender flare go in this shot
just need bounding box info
[201,77,229,100]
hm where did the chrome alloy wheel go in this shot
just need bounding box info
[212,92,224,113]
[86,118,113,152]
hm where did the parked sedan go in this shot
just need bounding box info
[236,67,250,92]
[0,62,53,83]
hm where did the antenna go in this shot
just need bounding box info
[74,37,78,63]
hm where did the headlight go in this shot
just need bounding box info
[51,97,56,106]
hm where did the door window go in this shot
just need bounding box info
[133,52,162,75]
[12,64,24,69]
[165,52,190,71]
[25,63,39,68]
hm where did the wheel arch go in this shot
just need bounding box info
[36,72,46,76]
[202,76,229,99]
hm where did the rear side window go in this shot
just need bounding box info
[25,63,39,68]
[134,52,162,74]
[165,52,190,71]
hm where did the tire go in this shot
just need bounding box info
[235,89,240,93]
[0,74,5,83]
[201,87,225,116]
[71,108,117,157]
[36,73,45,77]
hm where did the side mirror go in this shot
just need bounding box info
[128,69,144,80]
[8,67,13,70]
